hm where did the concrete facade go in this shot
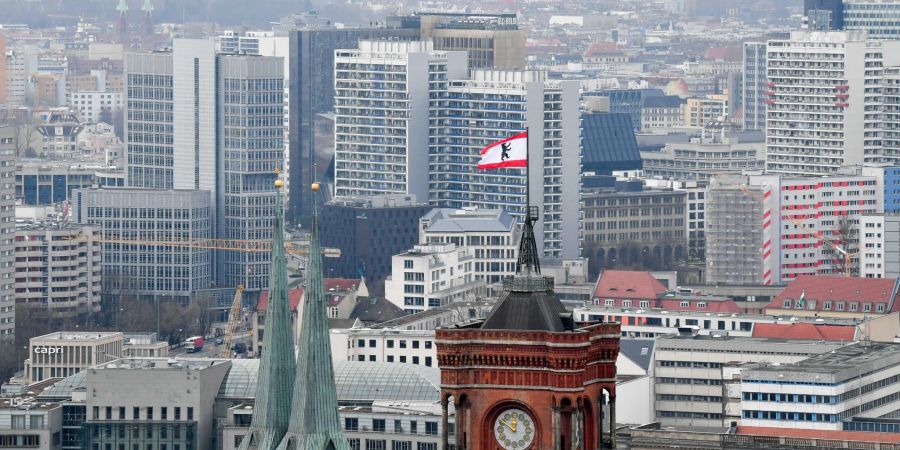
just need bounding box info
[384,243,483,314]
[14,223,102,318]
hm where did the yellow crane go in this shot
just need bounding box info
[739,186,857,277]
[218,285,245,358]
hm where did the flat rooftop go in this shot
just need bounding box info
[33,331,123,342]
[744,342,900,383]
[97,358,228,371]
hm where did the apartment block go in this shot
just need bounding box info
[431,70,582,259]
[0,126,15,341]
[14,223,101,318]
[765,31,900,175]
[333,40,467,200]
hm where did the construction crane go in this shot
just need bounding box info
[74,236,340,258]
[218,285,244,358]
[739,186,857,277]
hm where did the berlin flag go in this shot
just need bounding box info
[477,131,528,170]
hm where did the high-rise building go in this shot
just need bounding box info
[882,68,900,164]
[215,55,284,291]
[431,70,582,259]
[844,0,900,39]
[742,42,767,131]
[333,40,467,200]
[72,188,213,303]
[124,40,284,290]
[765,31,900,175]
[0,34,6,104]
[803,0,844,31]
[705,176,768,285]
[0,126,15,341]
[286,27,419,226]
[395,12,526,70]
[123,51,173,189]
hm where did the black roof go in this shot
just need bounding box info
[350,297,407,325]
[642,95,685,109]
[582,112,642,175]
[480,289,570,332]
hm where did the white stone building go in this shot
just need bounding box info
[329,328,437,367]
[384,243,483,314]
[69,91,122,124]
[418,207,518,284]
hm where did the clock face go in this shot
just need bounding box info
[493,408,535,449]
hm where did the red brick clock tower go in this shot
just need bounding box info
[437,208,621,450]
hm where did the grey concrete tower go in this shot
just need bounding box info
[237,177,296,450]
[275,181,349,450]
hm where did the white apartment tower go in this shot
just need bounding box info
[431,70,582,259]
[766,31,900,175]
[333,40,468,201]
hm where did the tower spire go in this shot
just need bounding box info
[116,0,129,44]
[276,180,349,450]
[237,176,297,450]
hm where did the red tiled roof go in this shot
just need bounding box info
[256,288,303,312]
[737,426,900,444]
[584,42,623,57]
[751,322,855,341]
[704,46,742,61]
[593,270,668,301]
[767,275,900,313]
[324,278,360,292]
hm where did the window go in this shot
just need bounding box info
[823,301,832,310]
[387,355,394,363]
[387,340,394,348]
[349,440,360,450]
[849,302,858,312]
[394,420,403,432]
[639,301,649,309]
[399,340,407,348]
[10,415,25,429]
[147,408,153,420]
[345,418,359,431]
[877,303,886,313]
[605,299,614,307]
[392,442,411,450]
[399,356,407,363]
[697,302,706,309]
[424,341,432,349]
[622,300,632,308]
[417,445,437,450]
[863,303,872,312]
[680,301,689,308]
[783,299,792,308]
[373,419,386,432]
[836,302,845,311]
[412,356,420,365]
[410,421,417,434]
[174,407,181,420]
[369,340,377,348]
[366,440,386,450]
[425,357,432,367]
[404,260,413,269]
[187,408,193,421]
[425,422,438,435]
[161,407,167,420]
[357,339,365,348]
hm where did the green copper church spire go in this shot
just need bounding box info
[238,176,296,450]
[276,181,349,450]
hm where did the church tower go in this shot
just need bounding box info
[115,0,129,45]
[437,207,621,449]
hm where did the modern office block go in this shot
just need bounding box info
[0,126,15,341]
[72,188,213,302]
[742,42,767,131]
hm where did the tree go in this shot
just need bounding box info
[822,216,859,277]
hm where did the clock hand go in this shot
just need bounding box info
[498,418,514,431]
[511,416,517,432]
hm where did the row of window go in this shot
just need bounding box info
[353,339,433,349]
[344,418,439,435]
[92,406,194,421]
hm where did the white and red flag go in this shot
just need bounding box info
[477,131,528,170]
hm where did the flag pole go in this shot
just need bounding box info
[525,126,530,214]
